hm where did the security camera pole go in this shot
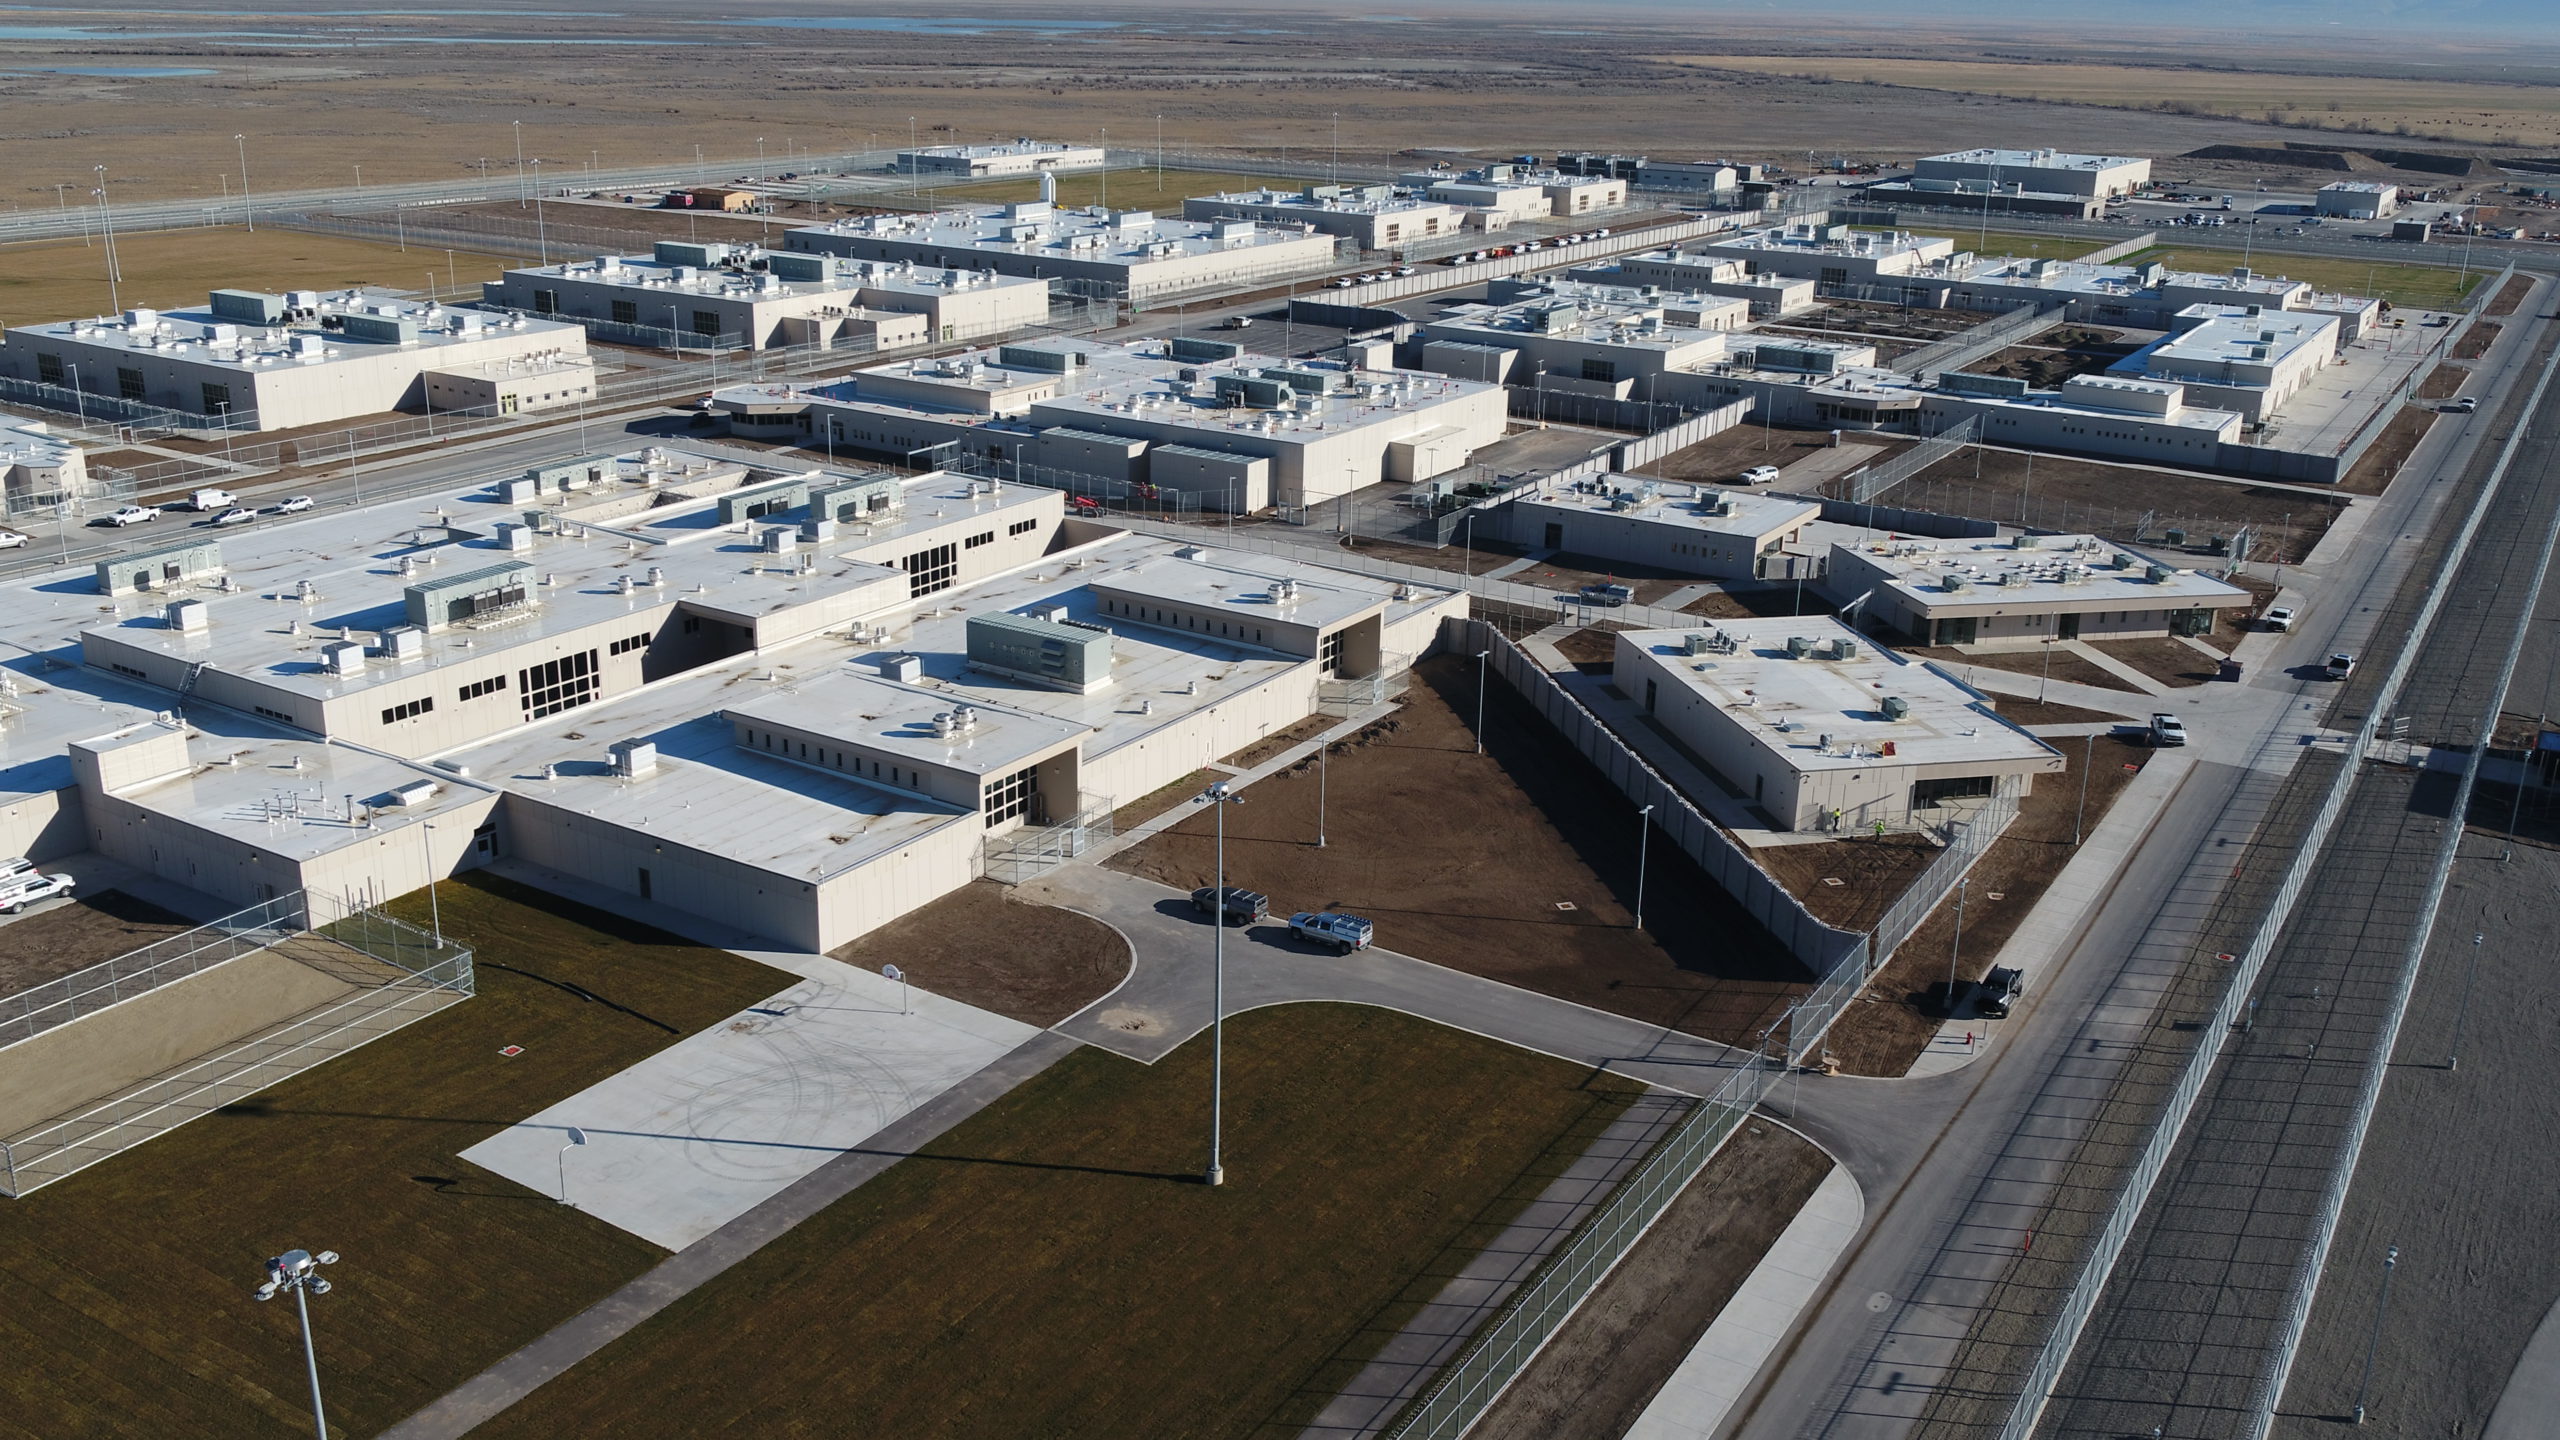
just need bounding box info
[1199,781,1245,1186]
[252,1248,339,1440]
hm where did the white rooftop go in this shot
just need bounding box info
[1193,186,1449,218]
[92,721,491,863]
[2141,305,2338,372]
[1923,147,2147,172]
[1516,483,1818,539]
[729,671,1090,778]
[1834,534,2254,612]
[0,419,80,470]
[1096,548,1395,634]
[18,291,581,372]
[503,249,1035,305]
[903,139,1100,162]
[1625,617,2059,774]
[792,203,1328,269]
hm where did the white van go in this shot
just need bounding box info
[0,869,73,915]
[188,488,239,512]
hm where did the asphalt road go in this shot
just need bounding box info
[2026,292,2560,1434]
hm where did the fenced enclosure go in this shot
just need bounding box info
[0,889,474,1197]
[1836,415,1979,506]
[1893,302,2070,381]
[982,800,1118,886]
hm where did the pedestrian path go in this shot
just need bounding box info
[1624,1162,1864,1440]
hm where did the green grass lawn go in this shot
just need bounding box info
[474,1004,1640,1440]
[913,166,1304,211]
[1858,226,2101,262]
[2127,246,2483,310]
[0,872,789,1438]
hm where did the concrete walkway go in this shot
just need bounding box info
[1624,1162,1864,1440]
[1301,1092,1695,1439]
[2486,1289,2560,1440]
[379,1032,1078,1440]
[460,954,1036,1250]
[1926,661,2149,717]
[2058,640,2170,697]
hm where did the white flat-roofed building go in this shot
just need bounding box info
[421,351,599,416]
[2108,304,2338,422]
[1419,285,1746,397]
[786,202,1337,302]
[1569,253,1821,318]
[483,242,1048,350]
[76,454,1065,759]
[1401,164,1630,226]
[1914,147,2150,199]
[0,289,590,432]
[897,139,1106,178]
[1611,618,2062,833]
[1487,481,1820,582]
[1183,185,1460,251]
[718,336,1508,508]
[1682,224,1959,285]
[1826,532,2252,650]
[2316,181,2401,219]
[1,418,91,514]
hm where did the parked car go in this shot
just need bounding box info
[1578,582,1634,607]
[0,869,74,915]
[273,495,315,514]
[0,529,25,550]
[211,506,257,527]
[0,856,35,885]
[1739,464,1783,485]
[1190,885,1270,926]
[2263,604,2297,632]
[2149,712,2188,747]
[100,505,159,527]
[1288,911,1375,955]
[2327,652,2357,680]
[2449,396,2479,413]
[1979,965,2026,1017]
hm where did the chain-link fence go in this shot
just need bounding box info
[1838,415,1978,505]
[982,800,1118,886]
[0,892,303,1048]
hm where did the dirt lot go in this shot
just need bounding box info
[1998,697,2145,726]
[2455,319,2504,361]
[1633,423,1905,487]
[0,892,196,997]
[1552,622,1639,670]
[1912,644,2138,695]
[0,227,515,327]
[1110,657,1811,1045]
[2488,274,2535,317]
[1966,326,2143,389]
[1755,833,1943,932]
[2337,405,2442,497]
[1467,1122,1833,1440]
[1900,445,2347,552]
[2091,636,2222,688]
[1506,555,1694,607]
[1328,533,1517,577]
[826,881,1128,1027]
[1819,731,2154,1075]
[1681,585,1819,621]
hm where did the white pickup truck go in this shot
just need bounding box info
[0,868,74,915]
[1287,911,1374,955]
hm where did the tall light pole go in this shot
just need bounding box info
[352,163,362,198]
[513,118,526,206]
[1948,875,1970,992]
[557,1126,587,1204]
[909,116,918,196]
[2072,731,2095,844]
[234,134,254,231]
[1315,732,1330,848]
[1331,111,1339,185]
[1473,648,1491,754]
[2447,932,2484,1071]
[2351,1244,2401,1425]
[1156,113,1164,186]
[252,1248,340,1440]
[1197,781,1245,1186]
[91,187,120,313]
[531,159,548,264]
[1634,803,1655,930]
[419,820,441,944]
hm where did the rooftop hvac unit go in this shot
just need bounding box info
[1833,638,1859,661]
[1787,635,1813,658]
[1881,695,1910,721]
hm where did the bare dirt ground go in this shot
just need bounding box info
[2416,363,2470,401]
[1110,656,1810,1046]
[1552,623,1638,670]
[1912,645,2139,695]
[1220,714,1334,770]
[1327,534,1516,577]
[1967,326,2144,390]
[1820,731,2153,1075]
[1899,446,2347,553]
[2455,320,2505,361]
[826,880,1128,1027]
[2338,405,2442,496]
[1110,768,1217,834]
[1756,833,1943,932]
[1507,555,1694,607]
[2488,274,2535,317]
[1681,585,1818,621]
[2091,636,2223,688]
[1636,424,1910,487]
[1466,1122,1832,1440]
[0,892,195,997]
[1997,697,2146,726]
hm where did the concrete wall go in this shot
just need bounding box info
[0,783,83,866]
[1077,662,1323,808]
[0,945,362,1138]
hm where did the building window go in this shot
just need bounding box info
[901,541,959,597]
[381,696,434,724]
[519,649,600,719]
[202,382,232,416]
[1320,631,1345,676]
[1581,358,1617,383]
[964,530,995,550]
[611,299,639,324]
[117,367,146,401]
[532,289,559,315]
[35,354,63,386]
[983,764,1039,827]
[609,631,651,657]
[691,309,722,337]
[1009,518,1037,536]
[459,675,508,701]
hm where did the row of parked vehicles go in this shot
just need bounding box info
[93,490,315,529]
[1188,887,1376,955]
[0,857,74,915]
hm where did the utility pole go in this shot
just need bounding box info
[1948,875,1970,992]
[1474,648,1491,754]
[1634,803,1655,930]
[2447,932,2484,1070]
[2350,1245,2401,1425]
[235,134,254,231]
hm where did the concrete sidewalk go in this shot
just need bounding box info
[1623,1162,1864,1440]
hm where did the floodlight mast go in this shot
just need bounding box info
[252,1248,339,1440]
[1199,781,1246,1186]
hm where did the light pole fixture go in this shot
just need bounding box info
[1315,730,1330,849]
[252,1248,339,1440]
[513,118,526,205]
[235,134,253,231]
[419,820,441,944]
[352,163,362,196]
[557,1126,587,1203]
[1473,648,1491,755]
[1635,803,1655,930]
[531,159,548,264]
[883,961,910,1015]
[1197,780,1246,1187]
[2351,1244,2401,1424]
[2448,932,2484,1071]
[1948,875,1971,993]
